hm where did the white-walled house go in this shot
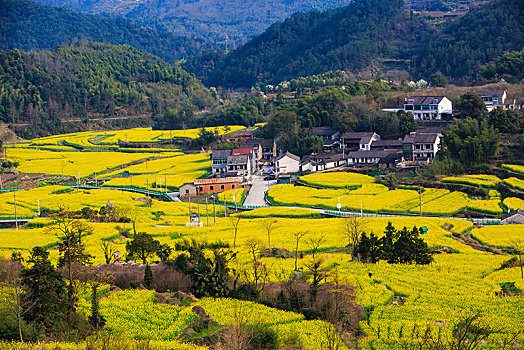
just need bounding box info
[476,90,507,111]
[274,152,300,174]
[403,96,452,120]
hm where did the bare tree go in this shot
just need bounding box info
[292,231,308,271]
[243,238,269,289]
[221,300,254,350]
[261,218,278,249]
[306,234,326,259]
[511,238,524,280]
[0,259,34,343]
[230,216,242,249]
[101,241,115,265]
[341,215,367,262]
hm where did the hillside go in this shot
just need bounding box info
[413,0,524,83]
[194,0,523,88]
[0,0,210,63]
[197,0,428,88]
[32,0,352,46]
[0,42,214,138]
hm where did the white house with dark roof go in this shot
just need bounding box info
[475,90,507,111]
[403,96,452,120]
[501,209,524,225]
[274,152,301,174]
[340,132,381,151]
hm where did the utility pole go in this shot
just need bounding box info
[164,173,167,193]
[95,172,98,187]
[189,194,192,218]
[37,199,40,217]
[146,178,150,204]
[14,192,18,230]
[76,170,79,193]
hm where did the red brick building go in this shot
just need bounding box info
[179,177,243,197]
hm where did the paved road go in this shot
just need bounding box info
[244,175,275,207]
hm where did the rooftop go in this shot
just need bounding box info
[312,126,339,136]
[275,151,301,162]
[194,177,243,185]
[405,96,446,105]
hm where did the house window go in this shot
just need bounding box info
[221,185,225,190]
[232,184,235,189]
[405,105,413,110]
[199,187,203,192]
[210,185,214,191]
[185,189,189,194]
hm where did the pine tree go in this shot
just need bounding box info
[88,284,106,330]
[21,247,67,335]
[144,264,154,289]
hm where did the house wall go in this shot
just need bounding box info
[277,157,300,173]
[197,182,241,194]
[180,184,197,197]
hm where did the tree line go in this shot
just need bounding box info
[0,42,214,138]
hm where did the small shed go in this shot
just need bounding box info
[179,183,197,197]
[420,226,429,235]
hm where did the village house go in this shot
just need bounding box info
[501,209,524,225]
[301,152,346,172]
[312,126,340,149]
[402,96,453,121]
[402,131,442,164]
[223,127,258,142]
[211,149,230,175]
[212,148,255,176]
[476,90,506,111]
[370,139,404,151]
[274,152,301,174]
[179,177,243,197]
[239,139,277,163]
[346,149,403,167]
[340,132,380,151]
[227,154,251,177]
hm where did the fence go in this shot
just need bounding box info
[322,209,501,225]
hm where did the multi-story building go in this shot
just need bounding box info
[403,96,452,120]
[402,131,442,163]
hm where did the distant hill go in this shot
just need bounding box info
[0,0,210,63]
[194,0,524,88]
[31,0,352,46]
[413,0,524,83]
[0,42,214,138]
[196,0,429,88]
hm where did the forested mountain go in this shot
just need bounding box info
[413,0,524,83]
[192,0,523,88]
[31,0,352,46]
[197,0,428,88]
[0,0,209,63]
[0,42,214,138]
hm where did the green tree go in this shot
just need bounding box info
[21,247,67,335]
[429,72,448,87]
[157,243,173,262]
[488,108,523,133]
[443,118,500,166]
[125,233,161,264]
[398,111,417,137]
[144,264,154,289]
[87,284,105,331]
[456,92,487,118]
